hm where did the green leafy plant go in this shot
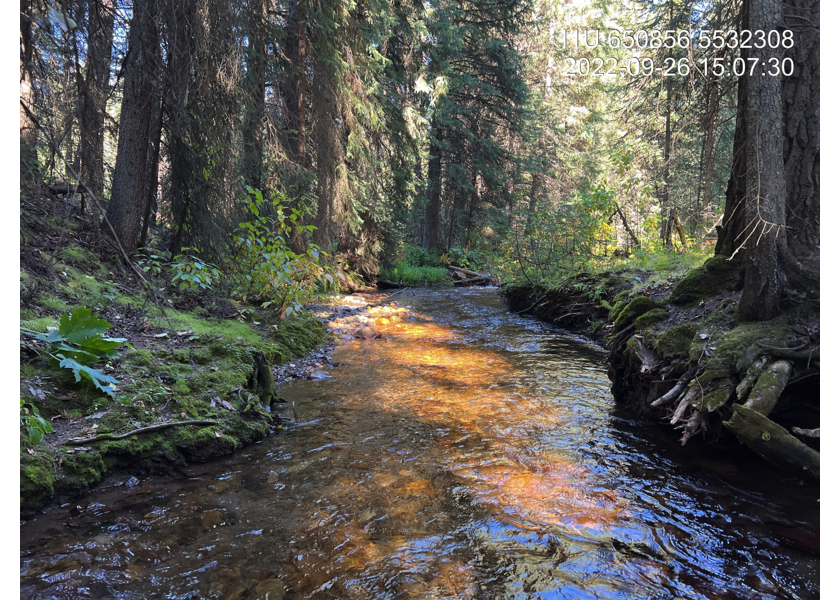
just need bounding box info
[20,399,53,445]
[23,308,128,397]
[170,248,221,291]
[233,187,327,317]
[136,249,167,277]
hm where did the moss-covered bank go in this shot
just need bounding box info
[20,195,329,517]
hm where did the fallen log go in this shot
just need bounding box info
[451,275,493,287]
[446,265,482,278]
[377,279,405,290]
[724,404,819,483]
[47,182,85,195]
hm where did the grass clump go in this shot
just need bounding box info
[381,263,450,286]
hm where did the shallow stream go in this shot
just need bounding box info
[20,288,819,599]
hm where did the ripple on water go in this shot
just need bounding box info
[20,288,818,599]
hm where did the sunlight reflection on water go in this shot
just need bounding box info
[20,288,818,599]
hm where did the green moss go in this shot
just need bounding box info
[57,245,109,279]
[61,449,106,492]
[113,294,145,309]
[634,308,668,329]
[669,255,742,306]
[177,426,238,461]
[655,323,699,358]
[124,348,154,367]
[693,386,735,411]
[21,449,55,511]
[613,296,660,331]
[608,290,635,322]
[693,320,789,375]
[172,348,190,363]
[57,265,114,306]
[192,346,213,365]
[36,293,70,313]
[156,309,266,347]
[172,379,191,395]
[21,269,37,298]
[21,315,59,333]
[269,312,328,359]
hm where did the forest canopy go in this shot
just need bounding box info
[20,0,818,317]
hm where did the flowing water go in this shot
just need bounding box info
[20,288,819,599]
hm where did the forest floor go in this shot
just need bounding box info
[502,257,820,485]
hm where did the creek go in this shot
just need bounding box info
[20,288,819,599]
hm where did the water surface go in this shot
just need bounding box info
[20,288,819,599]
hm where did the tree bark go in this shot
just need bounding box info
[284,0,307,254]
[661,78,673,247]
[780,0,820,261]
[738,0,788,321]
[139,87,164,249]
[20,0,37,172]
[717,0,819,319]
[715,48,749,259]
[423,120,442,252]
[312,59,350,250]
[243,0,267,191]
[105,0,159,251]
[79,0,115,205]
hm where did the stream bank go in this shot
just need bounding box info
[20,193,343,517]
[501,256,820,484]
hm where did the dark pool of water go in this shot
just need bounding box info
[20,288,819,599]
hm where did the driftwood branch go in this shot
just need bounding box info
[66,420,218,446]
[651,381,685,407]
[792,427,820,438]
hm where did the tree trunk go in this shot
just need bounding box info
[661,79,673,247]
[715,52,749,259]
[738,0,788,321]
[312,59,350,250]
[20,0,36,147]
[139,88,164,249]
[243,0,267,191]
[80,0,115,205]
[423,121,442,252]
[695,82,719,232]
[781,0,820,261]
[716,0,819,320]
[105,0,159,251]
[284,0,307,254]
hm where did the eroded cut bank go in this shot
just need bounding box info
[502,256,819,483]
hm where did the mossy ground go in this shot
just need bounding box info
[20,196,328,516]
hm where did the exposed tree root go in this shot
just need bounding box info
[67,420,219,446]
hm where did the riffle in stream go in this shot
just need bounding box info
[20,288,818,599]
